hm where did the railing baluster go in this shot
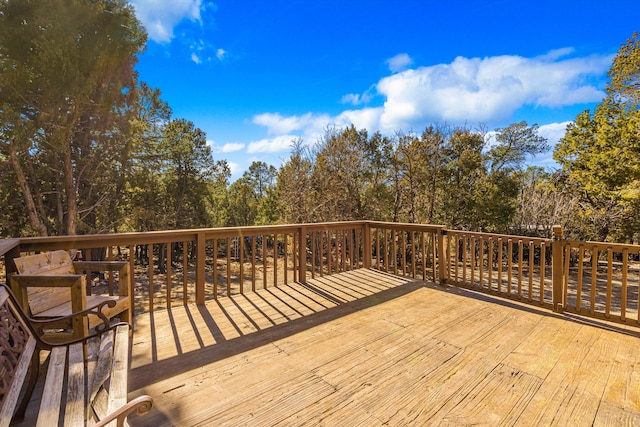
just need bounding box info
[517,240,523,298]
[591,246,598,315]
[252,237,257,291]
[284,233,289,285]
[528,241,534,302]
[167,243,172,308]
[226,237,231,295]
[479,238,484,289]
[540,242,546,305]
[487,238,493,291]
[239,237,244,294]
[274,234,278,288]
[576,245,584,312]
[182,241,188,305]
[497,238,503,293]
[453,235,458,284]
[507,239,513,296]
[263,234,268,289]
[621,248,628,322]
[292,233,297,283]
[213,239,218,299]
[421,232,426,281]
[470,236,476,288]
[606,247,613,317]
[563,243,570,310]
[148,244,154,313]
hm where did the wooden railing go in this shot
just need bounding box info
[559,237,640,324]
[368,222,445,282]
[444,229,554,310]
[2,222,639,326]
[1,222,368,315]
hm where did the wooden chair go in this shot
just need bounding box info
[0,284,152,426]
[8,250,131,341]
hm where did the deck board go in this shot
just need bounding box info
[16,269,640,426]
[124,270,640,426]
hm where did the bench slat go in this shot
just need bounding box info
[0,284,150,426]
[36,346,67,427]
[106,325,129,425]
[65,342,85,426]
[0,336,36,427]
[88,330,115,407]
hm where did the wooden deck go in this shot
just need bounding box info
[20,269,640,425]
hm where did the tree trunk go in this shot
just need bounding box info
[62,144,78,235]
[8,146,48,236]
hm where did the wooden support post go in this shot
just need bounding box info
[196,232,206,305]
[438,227,448,285]
[552,225,564,312]
[363,223,371,269]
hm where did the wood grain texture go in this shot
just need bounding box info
[121,269,640,426]
[17,269,640,426]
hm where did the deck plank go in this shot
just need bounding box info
[125,271,640,426]
[19,268,640,426]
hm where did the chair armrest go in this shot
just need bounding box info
[93,395,153,427]
[30,300,121,347]
[73,261,130,297]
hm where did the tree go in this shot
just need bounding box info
[439,128,486,229]
[241,161,279,225]
[607,32,640,107]
[514,167,578,237]
[488,121,549,172]
[311,126,370,221]
[227,177,258,227]
[158,119,218,230]
[0,0,146,236]
[276,139,314,223]
[554,33,640,241]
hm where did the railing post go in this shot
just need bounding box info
[552,225,564,312]
[363,222,372,269]
[438,227,448,284]
[298,226,307,284]
[196,232,206,305]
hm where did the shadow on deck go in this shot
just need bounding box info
[18,269,640,426]
[126,269,640,426]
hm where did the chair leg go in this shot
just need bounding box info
[12,349,41,423]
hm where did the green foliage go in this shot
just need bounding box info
[0,0,146,235]
[5,2,637,242]
[554,32,640,242]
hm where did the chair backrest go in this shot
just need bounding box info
[12,250,76,316]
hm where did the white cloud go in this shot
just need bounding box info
[130,0,203,43]
[245,50,609,166]
[190,52,201,64]
[340,90,374,106]
[216,48,227,60]
[538,121,571,148]
[336,107,384,132]
[387,53,414,73]
[221,142,245,153]
[252,112,332,136]
[376,51,611,131]
[208,140,245,154]
[227,161,241,176]
[247,135,298,153]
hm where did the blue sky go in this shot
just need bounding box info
[129,0,639,180]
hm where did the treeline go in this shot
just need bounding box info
[1,1,638,243]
